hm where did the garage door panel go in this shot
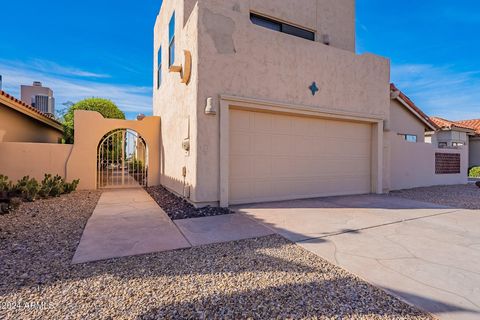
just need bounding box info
[229,110,372,204]
[230,155,252,178]
[272,116,293,134]
[252,156,272,178]
[230,132,252,155]
[252,133,273,155]
[253,112,274,133]
[230,109,251,132]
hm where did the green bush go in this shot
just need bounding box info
[15,176,40,202]
[0,175,13,193]
[469,167,480,178]
[64,179,80,194]
[0,174,81,213]
[39,174,64,198]
[62,98,125,143]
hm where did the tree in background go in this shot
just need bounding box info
[62,98,125,143]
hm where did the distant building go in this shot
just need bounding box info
[20,81,55,116]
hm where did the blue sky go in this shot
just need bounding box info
[0,0,479,120]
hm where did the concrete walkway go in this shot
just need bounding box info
[236,194,480,320]
[73,188,273,264]
[72,188,190,263]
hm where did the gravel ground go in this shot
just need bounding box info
[145,185,232,220]
[0,190,434,319]
[390,184,480,209]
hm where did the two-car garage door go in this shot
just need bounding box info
[229,109,372,205]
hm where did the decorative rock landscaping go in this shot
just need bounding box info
[145,185,232,220]
[390,184,480,209]
[0,190,433,319]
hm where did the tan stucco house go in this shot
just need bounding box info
[154,0,390,207]
[0,90,63,143]
[153,0,468,207]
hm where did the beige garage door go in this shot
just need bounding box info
[229,109,372,204]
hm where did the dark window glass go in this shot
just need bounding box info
[157,46,162,89]
[250,13,315,41]
[169,13,175,67]
[250,14,281,32]
[281,23,315,41]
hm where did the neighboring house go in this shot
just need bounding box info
[429,117,480,168]
[428,117,474,148]
[389,84,438,143]
[21,81,55,116]
[386,86,467,191]
[154,0,390,206]
[457,120,480,167]
[0,90,63,143]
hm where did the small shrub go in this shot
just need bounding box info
[15,176,40,202]
[63,179,80,194]
[0,175,13,193]
[469,166,480,178]
[39,174,65,198]
[0,174,80,213]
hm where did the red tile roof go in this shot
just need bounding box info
[456,119,480,135]
[0,90,63,129]
[390,83,439,130]
[430,116,478,134]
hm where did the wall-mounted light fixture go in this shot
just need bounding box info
[204,97,216,115]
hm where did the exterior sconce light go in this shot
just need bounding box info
[204,97,217,115]
[169,50,192,84]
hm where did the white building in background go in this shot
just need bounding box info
[20,81,55,116]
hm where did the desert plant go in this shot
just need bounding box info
[0,175,13,194]
[469,166,480,178]
[39,174,65,198]
[63,179,80,194]
[15,176,40,202]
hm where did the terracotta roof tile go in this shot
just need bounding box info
[0,90,62,126]
[430,116,477,133]
[456,119,480,135]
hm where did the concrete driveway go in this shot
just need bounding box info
[235,194,480,320]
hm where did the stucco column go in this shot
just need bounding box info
[372,121,384,194]
[219,100,230,207]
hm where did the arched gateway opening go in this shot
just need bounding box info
[97,129,148,188]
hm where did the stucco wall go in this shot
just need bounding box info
[390,132,468,190]
[469,137,480,167]
[67,111,161,190]
[153,1,199,199]
[194,0,389,203]
[389,99,427,143]
[0,105,62,143]
[0,142,72,182]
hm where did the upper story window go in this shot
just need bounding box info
[157,46,162,89]
[399,134,417,143]
[169,13,175,67]
[250,13,315,41]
